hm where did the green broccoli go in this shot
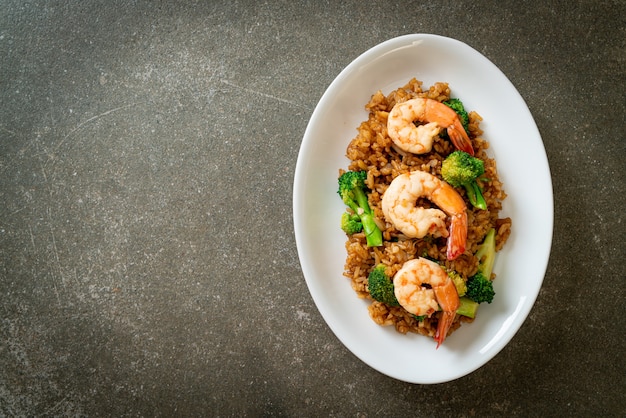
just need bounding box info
[340,212,363,235]
[443,267,480,318]
[465,273,495,304]
[338,171,383,247]
[435,265,482,317]
[474,227,496,279]
[443,98,470,133]
[441,150,487,210]
[465,228,497,304]
[456,297,479,319]
[367,264,399,307]
[447,269,467,297]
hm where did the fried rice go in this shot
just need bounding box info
[340,78,512,339]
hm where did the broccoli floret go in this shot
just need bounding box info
[441,150,487,210]
[367,265,399,307]
[443,98,470,133]
[337,171,383,247]
[444,267,475,316]
[340,212,363,235]
[442,151,484,186]
[456,297,479,318]
[447,269,467,297]
[465,272,495,304]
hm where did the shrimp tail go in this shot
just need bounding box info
[433,276,461,348]
[434,311,457,349]
[446,212,468,260]
[447,121,474,156]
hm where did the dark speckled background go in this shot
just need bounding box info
[1,0,624,416]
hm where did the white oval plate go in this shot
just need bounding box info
[293,34,553,384]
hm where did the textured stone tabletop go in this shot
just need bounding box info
[1,1,624,416]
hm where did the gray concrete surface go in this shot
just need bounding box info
[1,0,624,416]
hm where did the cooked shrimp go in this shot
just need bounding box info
[381,170,467,260]
[393,257,460,348]
[387,98,474,156]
